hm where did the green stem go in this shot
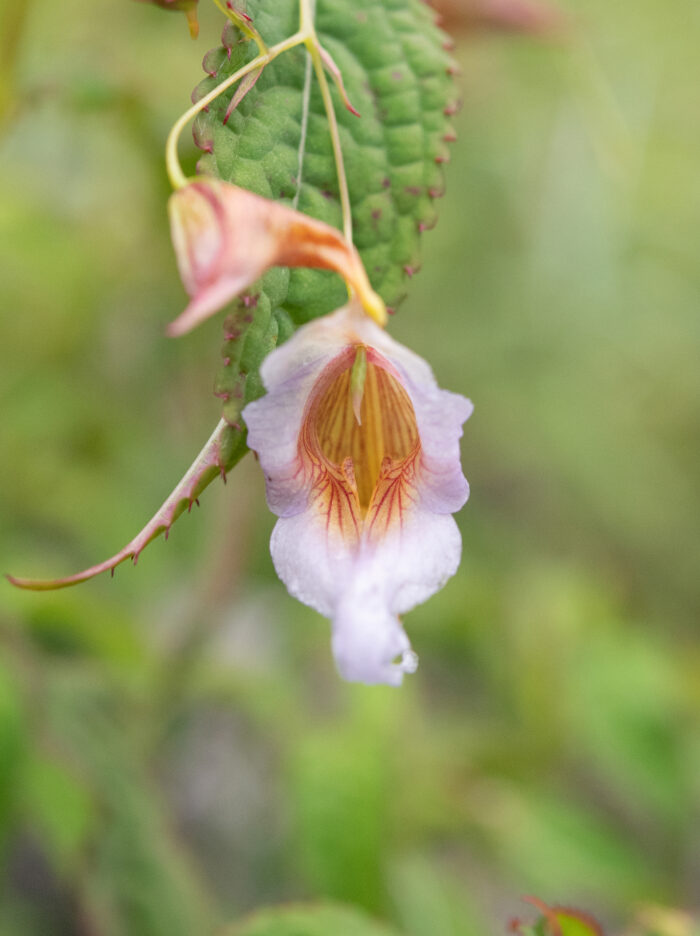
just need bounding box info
[167,0,354,248]
[299,0,353,243]
[308,39,353,243]
[209,0,268,54]
[0,0,33,129]
[165,30,305,189]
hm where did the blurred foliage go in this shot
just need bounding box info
[510,898,604,936]
[0,0,699,935]
[227,902,402,936]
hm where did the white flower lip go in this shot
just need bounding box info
[243,303,473,686]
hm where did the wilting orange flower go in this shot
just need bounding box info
[168,178,386,336]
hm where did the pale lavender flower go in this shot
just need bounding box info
[243,303,472,686]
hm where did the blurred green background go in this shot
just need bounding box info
[0,1,699,934]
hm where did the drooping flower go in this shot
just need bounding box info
[242,302,472,686]
[168,178,386,336]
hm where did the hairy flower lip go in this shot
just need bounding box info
[243,303,472,686]
[167,178,386,337]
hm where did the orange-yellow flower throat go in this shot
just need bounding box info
[243,304,472,685]
[305,346,420,513]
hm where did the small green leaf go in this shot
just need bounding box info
[553,911,604,936]
[517,899,605,936]
[227,902,404,936]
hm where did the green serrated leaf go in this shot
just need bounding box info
[194,0,455,417]
[214,269,294,425]
[227,902,404,936]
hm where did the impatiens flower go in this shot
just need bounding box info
[168,178,386,337]
[242,302,473,686]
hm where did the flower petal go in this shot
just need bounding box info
[243,313,356,515]
[269,502,462,686]
[332,511,462,684]
[242,303,472,686]
[167,180,386,337]
[321,308,474,513]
